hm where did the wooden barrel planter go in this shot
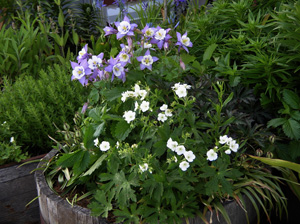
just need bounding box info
[0,155,44,224]
[35,150,258,224]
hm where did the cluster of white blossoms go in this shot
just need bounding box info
[206,135,239,161]
[172,83,191,98]
[167,138,196,171]
[157,104,173,122]
[122,84,149,124]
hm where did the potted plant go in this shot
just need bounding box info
[35,15,288,223]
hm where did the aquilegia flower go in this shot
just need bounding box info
[207,149,218,161]
[115,16,137,39]
[117,51,131,65]
[77,44,89,63]
[151,26,172,49]
[71,60,92,86]
[103,25,117,36]
[136,49,158,71]
[105,57,126,82]
[176,32,193,53]
[88,53,104,70]
[141,24,156,40]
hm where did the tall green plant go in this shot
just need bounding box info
[0,64,87,154]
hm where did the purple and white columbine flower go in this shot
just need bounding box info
[115,16,137,40]
[136,50,158,71]
[105,57,126,82]
[151,26,172,49]
[103,25,117,36]
[88,53,104,70]
[77,44,89,63]
[176,32,193,53]
[141,24,156,40]
[117,51,131,66]
[70,60,92,86]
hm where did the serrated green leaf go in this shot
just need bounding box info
[93,122,105,137]
[83,154,107,176]
[291,111,300,121]
[73,150,90,175]
[56,150,82,167]
[114,120,131,141]
[267,118,286,128]
[181,53,196,64]
[88,107,103,122]
[283,89,300,110]
[88,88,99,104]
[84,124,96,149]
[102,87,127,102]
[283,118,300,140]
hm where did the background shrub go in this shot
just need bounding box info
[0,64,87,155]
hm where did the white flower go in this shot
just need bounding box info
[207,149,218,161]
[121,91,129,102]
[226,137,233,145]
[175,85,187,98]
[157,113,167,122]
[165,109,172,117]
[181,35,191,47]
[134,84,140,93]
[123,110,136,123]
[134,101,139,111]
[116,141,120,149]
[225,149,231,155]
[160,104,168,111]
[219,135,228,144]
[10,137,14,143]
[118,21,131,34]
[94,138,99,146]
[100,141,110,151]
[72,66,85,79]
[229,142,239,152]
[139,90,147,100]
[184,150,196,162]
[88,56,102,70]
[121,45,130,53]
[167,138,178,151]
[171,83,181,90]
[131,144,138,149]
[179,161,190,171]
[141,55,154,66]
[144,43,152,48]
[175,145,186,155]
[139,163,148,172]
[140,101,150,112]
[183,84,191,89]
[155,29,166,40]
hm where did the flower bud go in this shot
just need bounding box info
[65,132,71,141]
[240,153,247,161]
[255,149,263,157]
[75,130,81,138]
[63,123,70,131]
[266,151,274,158]
[269,135,275,144]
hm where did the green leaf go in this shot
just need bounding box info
[110,47,118,57]
[89,107,103,122]
[56,150,82,167]
[83,154,107,176]
[223,92,234,107]
[114,120,131,141]
[267,118,286,128]
[282,89,300,110]
[88,88,99,104]
[249,155,300,174]
[84,124,96,149]
[102,87,127,102]
[72,29,79,45]
[180,53,196,64]
[58,9,64,28]
[283,118,300,140]
[203,44,218,61]
[73,150,90,175]
[94,122,106,137]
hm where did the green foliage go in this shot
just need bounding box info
[0,121,28,165]
[0,64,87,154]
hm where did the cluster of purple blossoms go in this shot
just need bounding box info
[71,16,193,86]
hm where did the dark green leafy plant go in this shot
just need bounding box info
[0,64,87,154]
